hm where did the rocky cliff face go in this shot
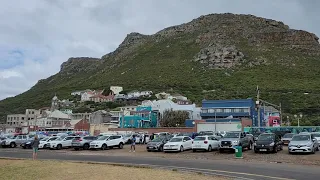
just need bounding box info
[60,57,101,74]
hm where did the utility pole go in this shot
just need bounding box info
[279,103,282,126]
[121,109,125,128]
[257,85,261,127]
[214,109,217,132]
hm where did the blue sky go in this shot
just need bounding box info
[0,0,319,100]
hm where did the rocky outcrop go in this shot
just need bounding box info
[193,43,245,69]
[60,57,100,74]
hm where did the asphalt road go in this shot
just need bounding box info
[0,149,319,180]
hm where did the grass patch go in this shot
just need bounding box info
[0,159,228,180]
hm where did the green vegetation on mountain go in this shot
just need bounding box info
[1,13,320,125]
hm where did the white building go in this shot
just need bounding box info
[110,86,123,95]
[127,91,141,98]
[71,89,92,96]
[141,100,200,120]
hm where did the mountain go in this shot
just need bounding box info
[1,13,320,124]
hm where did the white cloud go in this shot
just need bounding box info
[0,0,319,100]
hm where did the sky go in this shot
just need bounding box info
[0,0,319,100]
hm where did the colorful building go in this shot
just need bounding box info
[119,106,159,128]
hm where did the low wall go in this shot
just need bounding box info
[108,127,195,134]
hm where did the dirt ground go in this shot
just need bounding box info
[67,144,320,166]
[0,159,229,180]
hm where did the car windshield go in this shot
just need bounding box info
[49,137,58,141]
[283,134,294,138]
[55,137,63,141]
[97,136,109,140]
[194,137,206,141]
[291,135,310,141]
[7,135,15,139]
[41,137,49,141]
[258,134,274,141]
[312,133,320,137]
[224,132,240,138]
[151,138,163,142]
[169,138,183,142]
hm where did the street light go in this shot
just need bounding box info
[294,114,303,127]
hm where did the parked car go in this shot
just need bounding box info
[146,137,169,152]
[219,131,253,152]
[163,136,192,152]
[48,136,77,150]
[21,138,44,149]
[192,135,220,152]
[90,135,124,150]
[311,132,320,146]
[288,133,319,154]
[254,133,283,153]
[39,136,59,149]
[1,134,31,148]
[282,133,295,145]
[72,136,97,150]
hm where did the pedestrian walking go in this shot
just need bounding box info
[143,134,147,144]
[31,135,40,160]
[140,134,143,144]
[130,135,136,152]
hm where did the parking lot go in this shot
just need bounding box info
[2,144,319,166]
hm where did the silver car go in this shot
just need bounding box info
[288,134,319,154]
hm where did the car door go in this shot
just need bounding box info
[211,136,220,149]
[183,137,192,149]
[16,135,23,145]
[63,137,74,147]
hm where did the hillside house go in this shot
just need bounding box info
[89,94,114,103]
[110,86,123,95]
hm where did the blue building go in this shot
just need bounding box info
[199,99,263,127]
[119,106,159,128]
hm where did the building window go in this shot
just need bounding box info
[22,117,24,120]
[201,109,208,113]
[225,109,231,113]
[234,108,240,112]
[216,109,222,113]
[208,109,215,113]
[243,108,249,113]
[14,117,16,120]
[239,109,245,113]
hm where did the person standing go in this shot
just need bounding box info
[130,135,136,152]
[31,135,40,160]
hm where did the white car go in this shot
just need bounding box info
[39,136,59,149]
[163,136,192,152]
[311,133,320,146]
[192,135,220,152]
[48,136,76,150]
[90,135,124,150]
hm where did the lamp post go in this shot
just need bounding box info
[294,114,303,127]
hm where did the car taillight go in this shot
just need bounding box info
[204,141,208,144]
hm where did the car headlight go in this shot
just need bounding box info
[233,141,238,144]
[306,143,313,147]
[269,142,275,146]
[156,143,161,146]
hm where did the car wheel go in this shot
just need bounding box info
[10,142,16,148]
[180,146,184,152]
[208,145,212,152]
[22,146,26,149]
[83,144,89,150]
[57,144,62,150]
[118,143,124,149]
[101,144,107,150]
[43,144,47,149]
[159,146,163,152]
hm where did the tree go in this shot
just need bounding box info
[160,110,189,127]
[102,89,113,96]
